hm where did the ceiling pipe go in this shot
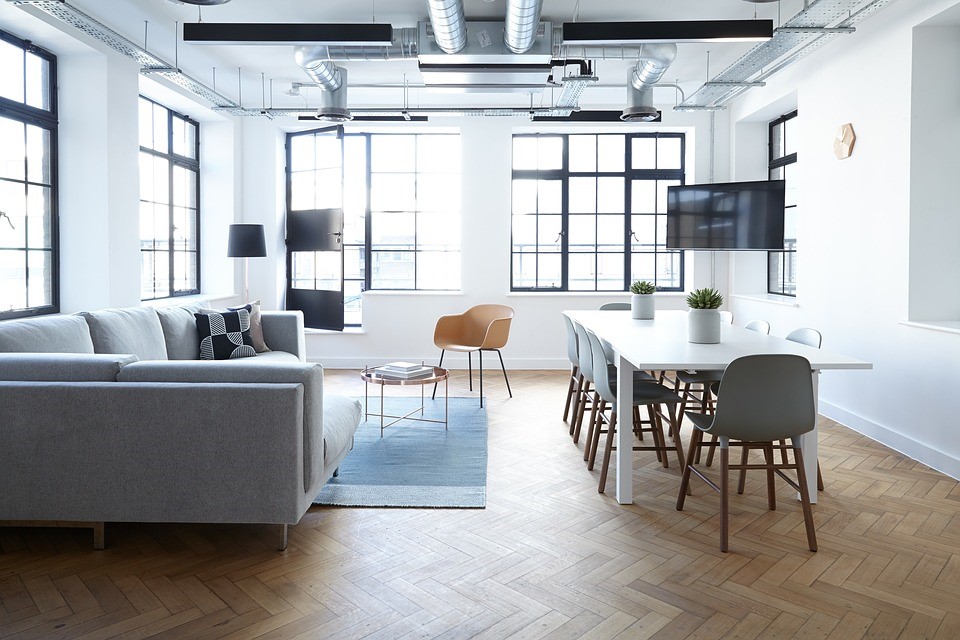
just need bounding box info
[622,43,677,121]
[294,46,343,91]
[503,0,544,54]
[426,0,467,54]
[324,27,419,61]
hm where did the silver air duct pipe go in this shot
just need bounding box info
[426,0,467,54]
[295,46,343,91]
[622,43,677,122]
[315,68,352,122]
[325,27,419,61]
[503,0,543,54]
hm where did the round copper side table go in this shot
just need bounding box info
[359,366,449,437]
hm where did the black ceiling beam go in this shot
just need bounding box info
[183,23,394,46]
[297,115,429,122]
[561,20,773,45]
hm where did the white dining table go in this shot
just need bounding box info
[564,309,872,505]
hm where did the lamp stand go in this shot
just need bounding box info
[242,257,250,303]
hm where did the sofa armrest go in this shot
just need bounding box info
[0,353,138,382]
[261,311,306,361]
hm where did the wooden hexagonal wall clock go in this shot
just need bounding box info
[833,123,856,160]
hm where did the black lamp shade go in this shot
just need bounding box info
[227,224,267,258]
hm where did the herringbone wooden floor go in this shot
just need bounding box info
[2,369,960,639]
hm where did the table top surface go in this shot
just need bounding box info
[360,366,449,385]
[564,310,872,371]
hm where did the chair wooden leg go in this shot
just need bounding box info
[569,374,585,436]
[677,429,702,510]
[778,438,789,465]
[562,365,578,423]
[793,443,819,552]
[431,349,445,400]
[578,391,599,450]
[598,412,618,493]
[575,381,591,448]
[677,381,692,431]
[587,397,604,468]
[817,462,824,492]
[720,442,730,553]
[737,445,749,494]
[665,403,686,470]
[764,444,776,511]
[705,434,719,467]
[496,349,512,398]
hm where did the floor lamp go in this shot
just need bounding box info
[227,223,267,303]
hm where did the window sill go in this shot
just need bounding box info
[731,293,799,307]
[506,291,689,298]
[362,290,463,297]
[141,293,235,308]
[305,327,365,335]
[899,320,960,336]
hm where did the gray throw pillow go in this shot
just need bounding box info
[156,300,208,360]
[80,307,168,360]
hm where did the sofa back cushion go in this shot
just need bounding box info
[80,307,168,360]
[155,300,208,360]
[0,315,95,353]
[0,353,138,381]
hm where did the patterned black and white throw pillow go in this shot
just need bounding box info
[195,309,256,360]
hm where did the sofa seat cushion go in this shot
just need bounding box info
[323,395,362,469]
[0,315,95,353]
[156,300,208,360]
[0,353,138,381]
[81,307,168,360]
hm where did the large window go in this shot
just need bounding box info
[0,29,57,320]
[138,96,200,300]
[287,129,461,327]
[511,132,685,292]
[768,110,797,296]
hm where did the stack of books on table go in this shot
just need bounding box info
[373,361,435,379]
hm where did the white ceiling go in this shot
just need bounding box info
[31,0,810,111]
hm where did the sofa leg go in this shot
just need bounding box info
[333,467,339,478]
[92,522,105,550]
[278,524,288,551]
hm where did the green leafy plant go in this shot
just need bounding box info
[630,280,656,295]
[686,287,723,309]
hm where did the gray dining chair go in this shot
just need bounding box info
[785,327,825,492]
[599,302,630,310]
[744,319,771,335]
[584,328,686,494]
[562,315,583,429]
[676,354,818,553]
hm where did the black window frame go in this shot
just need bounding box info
[138,95,201,301]
[0,28,59,321]
[767,110,797,297]
[510,131,686,293]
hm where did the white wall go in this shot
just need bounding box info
[726,0,960,478]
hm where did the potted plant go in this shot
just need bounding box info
[686,287,723,343]
[629,280,656,319]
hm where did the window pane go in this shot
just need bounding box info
[631,214,655,249]
[537,214,562,253]
[538,180,562,213]
[568,135,596,173]
[597,253,623,290]
[370,173,415,211]
[139,98,153,149]
[152,104,168,154]
[784,117,796,157]
[631,180,655,213]
[632,137,656,169]
[344,280,363,326]
[290,134,314,171]
[313,251,341,290]
[371,211,415,250]
[172,165,196,208]
[140,252,157,300]
[315,167,342,210]
[371,251,414,288]
[153,156,169,204]
[513,136,538,171]
[371,135,415,172]
[568,253,595,291]
[631,252,655,283]
[26,125,51,185]
[656,252,682,290]
[418,173,461,212]
[597,215,624,250]
[172,117,197,159]
[569,177,596,214]
[568,215,596,252]
[344,246,364,280]
[417,251,460,290]
[0,117,25,181]
[657,180,679,214]
[657,137,682,169]
[291,252,316,289]
[290,171,315,211]
[537,254,561,288]
[172,251,197,292]
[512,179,537,214]
[315,134,341,169]
[26,185,52,249]
[0,249,27,312]
[597,135,624,172]
[0,180,25,248]
[512,253,536,288]
[0,39,24,103]
[597,177,624,213]
[512,213,536,253]
[418,212,459,251]
[417,135,460,173]
[537,136,563,170]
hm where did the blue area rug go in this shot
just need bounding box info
[314,397,487,508]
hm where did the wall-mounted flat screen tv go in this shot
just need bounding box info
[666,179,786,250]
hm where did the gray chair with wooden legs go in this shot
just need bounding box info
[676,354,818,553]
[583,329,686,494]
[599,302,630,310]
[561,315,583,430]
[571,321,599,447]
[785,328,825,492]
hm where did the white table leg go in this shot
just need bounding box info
[798,370,820,504]
[616,355,636,504]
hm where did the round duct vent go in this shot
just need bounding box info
[620,105,660,122]
[315,108,353,123]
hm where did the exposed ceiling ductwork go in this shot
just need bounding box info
[426,0,467,54]
[621,43,677,122]
[503,0,544,54]
[294,46,343,91]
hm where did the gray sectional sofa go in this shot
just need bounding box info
[0,300,361,550]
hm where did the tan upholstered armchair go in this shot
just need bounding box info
[432,304,514,407]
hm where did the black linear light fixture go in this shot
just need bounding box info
[561,20,773,45]
[183,22,394,46]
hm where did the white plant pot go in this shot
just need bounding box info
[688,308,721,344]
[631,294,655,320]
